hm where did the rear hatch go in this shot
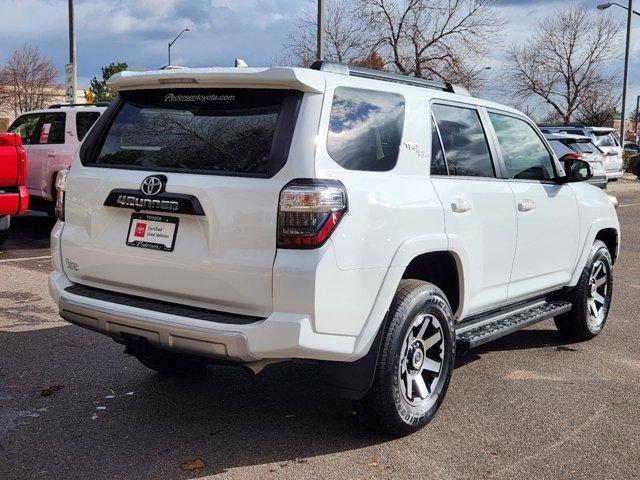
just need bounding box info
[60,70,322,317]
[590,130,622,172]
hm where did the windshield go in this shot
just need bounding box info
[88,89,293,177]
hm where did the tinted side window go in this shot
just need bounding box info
[489,113,554,181]
[431,104,494,177]
[430,118,447,175]
[38,113,66,144]
[8,113,41,144]
[76,112,101,140]
[327,87,404,172]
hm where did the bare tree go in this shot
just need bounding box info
[358,0,504,90]
[0,46,61,117]
[574,90,619,127]
[283,0,371,67]
[502,6,621,125]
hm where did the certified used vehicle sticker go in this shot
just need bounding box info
[126,213,179,252]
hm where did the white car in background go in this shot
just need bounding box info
[539,125,623,181]
[544,133,608,189]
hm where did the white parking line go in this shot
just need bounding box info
[618,203,640,208]
[0,255,51,264]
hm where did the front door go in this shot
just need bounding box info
[486,111,580,301]
[7,113,41,195]
[430,103,517,317]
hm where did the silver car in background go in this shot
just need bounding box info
[544,132,608,189]
[539,125,623,181]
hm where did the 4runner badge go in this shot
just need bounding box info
[103,175,205,216]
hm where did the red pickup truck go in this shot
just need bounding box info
[0,133,29,246]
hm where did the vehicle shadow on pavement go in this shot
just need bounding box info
[455,325,575,368]
[0,326,390,479]
[1,213,55,253]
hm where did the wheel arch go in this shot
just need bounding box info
[570,220,620,286]
[321,245,465,400]
[595,228,618,264]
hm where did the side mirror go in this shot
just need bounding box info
[561,155,592,183]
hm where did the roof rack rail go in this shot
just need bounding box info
[47,102,111,109]
[309,60,469,95]
[537,123,587,128]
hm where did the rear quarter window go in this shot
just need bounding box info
[327,87,405,172]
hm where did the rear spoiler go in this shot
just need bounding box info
[108,67,325,94]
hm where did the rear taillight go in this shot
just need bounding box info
[277,179,347,249]
[561,152,584,161]
[16,144,27,186]
[54,169,68,221]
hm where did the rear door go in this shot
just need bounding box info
[60,88,306,317]
[430,102,517,316]
[28,112,67,200]
[486,111,580,300]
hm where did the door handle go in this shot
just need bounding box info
[47,151,56,158]
[451,199,471,213]
[518,199,535,212]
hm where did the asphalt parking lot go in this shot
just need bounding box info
[1,181,639,480]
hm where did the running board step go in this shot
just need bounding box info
[456,300,572,350]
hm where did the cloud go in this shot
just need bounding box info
[0,0,636,111]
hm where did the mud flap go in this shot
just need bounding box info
[319,316,386,400]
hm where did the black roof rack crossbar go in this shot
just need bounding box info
[309,60,468,95]
[48,102,111,109]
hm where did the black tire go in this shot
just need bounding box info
[555,240,613,341]
[355,279,455,437]
[0,216,10,247]
[135,354,207,375]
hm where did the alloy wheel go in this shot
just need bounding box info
[398,313,445,407]
[587,259,609,330]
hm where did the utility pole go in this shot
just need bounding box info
[317,0,325,60]
[620,0,633,143]
[636,95,640,143]
[66,0,77,103]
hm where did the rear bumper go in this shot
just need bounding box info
[606,169,624,181]
[588,175,608,189]
[49,270,358,363]
[0,186,28,216]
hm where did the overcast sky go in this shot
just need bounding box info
[0,0,638,115]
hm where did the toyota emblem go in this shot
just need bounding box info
[140,175,166,196]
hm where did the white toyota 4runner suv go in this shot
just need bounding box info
[49,61,620,436]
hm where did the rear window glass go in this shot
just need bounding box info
[571,141,601,154]
[38,113,66,144]
[547,140,574,157]
[89,89,290,176]
[327,87,404,171]
[76,111,101,140]
[592,132,618,148]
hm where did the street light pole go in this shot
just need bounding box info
[636,95,640,143]
[598,1,635,142]
[67,0,77,103]
[317,0,325,60]
[620,0,633,143]
[168,28,190,66]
